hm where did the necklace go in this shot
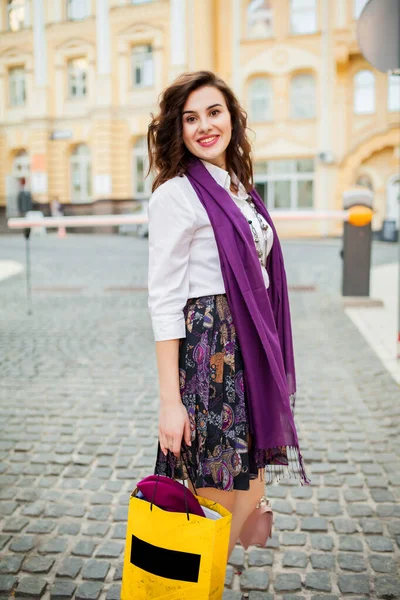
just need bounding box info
[245,195,269,263]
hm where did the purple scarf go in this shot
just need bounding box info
[186,159,309,485]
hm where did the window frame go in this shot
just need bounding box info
[6,0,30,32]
[9,66,26,107]
[67,57,88,100]
[67,0,90,21]
[290,72,316,119]
[249,77,273,122]
[133,137,152,199]
[388,74,400,112]
[131,44,154,89]
[247,0,274,39]
[290,0,317,35]
[353,69,376,115]
[70,144,92,203]
[254,159,315,211]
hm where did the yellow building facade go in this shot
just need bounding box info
[0,0,399,236]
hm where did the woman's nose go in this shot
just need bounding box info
[198,119,211,132]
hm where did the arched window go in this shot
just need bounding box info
[247,0,273,38]
[249,78,273,122]
[70,144,91,203]
[68,58,88,99]
[7,0,30,31]
[290,73,316,119]
[290,0,317,35]
[388,74,400,112]
[9,67,26,107]
[133,137,152,197]
[354,70,375,114]
[353,0,368,19]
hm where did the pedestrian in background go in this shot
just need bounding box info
[147,71,310,559]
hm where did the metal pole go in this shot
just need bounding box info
[24,228,32,315]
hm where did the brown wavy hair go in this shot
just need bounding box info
[147,71,254,193]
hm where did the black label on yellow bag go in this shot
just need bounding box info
[130,534,201,582]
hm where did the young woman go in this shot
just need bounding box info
[147,71,309,558]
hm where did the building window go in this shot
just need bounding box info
[68,58,88,99]
[133,137,152,197]
[7,0,30,31]
[249,78,273,122]
[290,73,316,119]
[67,0,90,20]
[247,0,273,38]
[70,144,91,203]
[254,159,314,210]
[354,0,368,19]
[132,45,154,88]
[388,74,400,112]
[354,70,375,114]
[9,67,26,107]
[290,0,317,35]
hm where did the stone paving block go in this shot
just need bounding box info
[310,534,334,551]
[317,489,339,501]
[22,556,55,573]
[376,504,400,518]
[26,520,57,534]
[82,559,110,581]
[0,555,23,574]
[225,565,234,587]
[105,584,122,600]
[0,501,18,516]
[248,548,273,567]
[338,552,367,572]
[301,517,328,531]
[274,516,297,530]
[16,576,47,596]
[113,563,123,581]
[50,580,77,599]
[343,489,368,502]
[267,486,287,498]
[0,535,11,551]
[72,541,97,557]
[58,522,81,536]
[338,574,370,595]
[223,592,242,600]
[291,487,313,499]
[10,536,36,553]
[272,500,293,514]
[111,523,126,539]
[274,573,302,592]
[339,535,363,552]
[310,553,335,570]
[281,533,307,546]
[305,571,332,592]
[282,551,308,568]
[0,575,17,593]
[369,554,397,573]
[371,489,396,503]
[374,575,400,599]
[360,519,383,534]
[240,568,269,591]
[318,501,343,516]
[265,533,279,548]
[295,501,314,515]
[39,538,68,554]
[75,581,103,600]
[366,536,394,552]
[83,523,110,537]
[56,557,84,579]
[95,542,123,558]
[3,517,29,532]
[333,518,358,534]
[228,546,245,568]
[347,504,374,518]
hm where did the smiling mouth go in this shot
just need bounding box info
[197,135,220,147]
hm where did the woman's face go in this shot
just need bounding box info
[182,85,232,169]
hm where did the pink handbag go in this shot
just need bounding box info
[238,497,273,550]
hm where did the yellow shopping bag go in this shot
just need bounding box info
[121,488,232,600]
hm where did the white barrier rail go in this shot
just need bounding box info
[7,210,350,230]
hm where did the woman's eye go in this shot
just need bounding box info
[186,116,196,123]
[211,110,220,116]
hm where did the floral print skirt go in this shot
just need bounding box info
[154,294,288,492]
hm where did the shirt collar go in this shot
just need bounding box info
[200,159,248,200]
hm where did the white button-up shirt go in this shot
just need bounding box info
[148,160,274,341]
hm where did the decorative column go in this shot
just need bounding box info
[232,0,241,96]
[31,0,49,200]
[169,0,187,80]
[96,0,111,104]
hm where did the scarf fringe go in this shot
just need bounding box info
[255,445,311,486]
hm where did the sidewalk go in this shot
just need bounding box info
[0,260,23,282]
[346,263,400,385]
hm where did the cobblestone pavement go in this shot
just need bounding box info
[0,234,399,600]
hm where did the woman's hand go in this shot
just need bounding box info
[159,399,191,458]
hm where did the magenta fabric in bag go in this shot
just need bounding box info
[137,475,205,517]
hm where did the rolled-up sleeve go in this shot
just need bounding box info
[147,181,196,341]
